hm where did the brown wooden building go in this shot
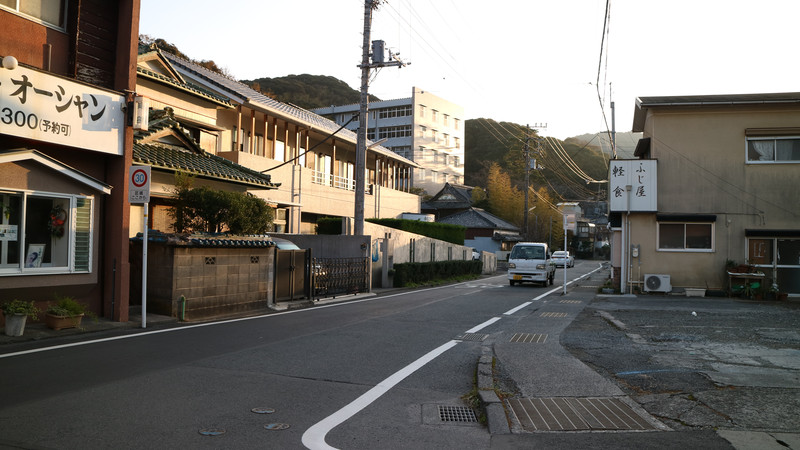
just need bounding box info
[1,1,140,322]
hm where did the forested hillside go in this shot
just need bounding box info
[242,74,380,110]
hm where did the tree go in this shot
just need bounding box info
[487,163,523,226]
[169,173,273,234]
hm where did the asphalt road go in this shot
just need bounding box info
[0,265,577,449]
[2,260,797,449]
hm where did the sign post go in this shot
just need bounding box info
[129,166,151,328]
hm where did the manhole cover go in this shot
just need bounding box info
[540,312,568,318]
[456,333,488,342]
[264,423,290,431]
[251,407,276,414]
[198,428,226,436]
[559,300,582,304]
[438,405,478,423]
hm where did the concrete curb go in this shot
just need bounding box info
[478,348,511,434]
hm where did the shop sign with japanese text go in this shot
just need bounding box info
[608,159,658,212]
[0,65,124,155]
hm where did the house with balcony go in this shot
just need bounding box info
[610,92,800,296]
[314,88,464,195]
[135,45,421,235]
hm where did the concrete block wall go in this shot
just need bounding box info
[131,242,275,320]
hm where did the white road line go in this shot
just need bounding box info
[465,316,502,333]
[301,340,459,450]
[504,302,532,315]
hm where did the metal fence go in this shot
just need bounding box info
[312,257,369,299]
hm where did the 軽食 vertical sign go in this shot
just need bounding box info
[129,166,150,328]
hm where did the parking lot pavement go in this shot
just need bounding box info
[560,292,800,445]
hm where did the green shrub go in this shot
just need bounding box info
[367,218,465,244]
[1,299,40,319]
[393,260,482,287]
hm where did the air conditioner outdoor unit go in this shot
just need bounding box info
[644,274,671,293]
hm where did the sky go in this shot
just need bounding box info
[139,0,800,141]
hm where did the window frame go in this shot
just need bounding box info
[657,221,715,252]
[746,136,800,164]
[0,188,95,276]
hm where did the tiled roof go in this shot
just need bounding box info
[160,51,419,168]
[137,66,233,108]
[438,208,519,231]
[133,143,277,188]
[133,110,278,189]
[422,183,474,210]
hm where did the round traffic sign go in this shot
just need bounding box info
[131,168,148,188]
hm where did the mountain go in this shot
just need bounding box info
[464,118,610,201]
[565,131,642,159]
[242,74,380,110]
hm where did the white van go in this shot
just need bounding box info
[507,242,556,286]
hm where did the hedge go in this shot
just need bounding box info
[392,260,482,287]
[316,217,466,245]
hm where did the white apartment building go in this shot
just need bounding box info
[314,88,465,195]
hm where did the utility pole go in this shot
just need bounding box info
[354,0,407,236]
[525,123,546,241]
[523,124,530,240]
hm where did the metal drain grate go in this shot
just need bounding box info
[540,312,568,318]
[456,333,488,342]
[559,300,582,304]
[510,333,548,343]
[508,397,657,431]
[438,405,478,423]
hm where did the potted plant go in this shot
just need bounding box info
[771,283,789,301]
[45,296,89,330]
[1,299,40,336]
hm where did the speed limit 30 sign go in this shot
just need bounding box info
[129,166,151,204]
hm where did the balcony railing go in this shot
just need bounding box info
[311,170,355,191]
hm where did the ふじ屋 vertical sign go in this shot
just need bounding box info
[608,160,657,212]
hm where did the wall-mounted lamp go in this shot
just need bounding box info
[2,55,19,70]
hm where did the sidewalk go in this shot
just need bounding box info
[481,267,800,449]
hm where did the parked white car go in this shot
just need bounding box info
[552,250,574,268]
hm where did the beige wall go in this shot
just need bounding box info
[629,103,800,291]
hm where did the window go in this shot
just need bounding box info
[378,105,412,119]
[443,114,449,127]
[432,110,438,122]
[0,191,94,274]
[418,125,426,138]
[747,137,800,162]
[454,118,460,130]
[378,125,412,139]
[658,222,713,251]
[0,0,66,29]
[419,105,426,118]
[454,137,461,149]
[367,128,376,141]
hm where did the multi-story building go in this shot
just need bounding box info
[136,46,421,235]
[610,92,800,296]
[1,0,139,321]
[314,88,465,195]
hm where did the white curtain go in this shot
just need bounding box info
[750,140,774,161]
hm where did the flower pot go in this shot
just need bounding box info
[777,293,789,301]
[45,313,84,330]
[4,314,27,336]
